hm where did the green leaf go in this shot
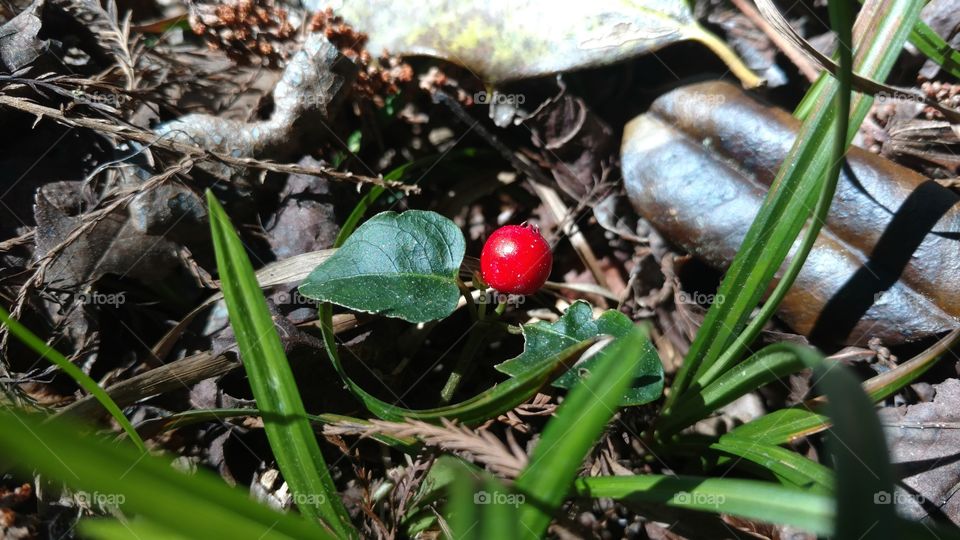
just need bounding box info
[441,458,521,540]
[0,307,145,452]
[0,411,333,540]
[725,407,829,446]
[574,474,833,534]
[300,210,466,323]
[80,519,189,540]
[909,19,960,80]
[710,437,833,492]
[498,300,663,406]
[206,192,356,537]
[514,327,652,538]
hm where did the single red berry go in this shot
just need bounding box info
[480,223,553,295]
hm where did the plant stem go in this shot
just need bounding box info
[440,323,489,403]
[686,24,764,89]
[457,277,477,322]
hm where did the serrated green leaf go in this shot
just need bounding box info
[300,210,465,323]
[497,301,664,406]
[515,327,652,537]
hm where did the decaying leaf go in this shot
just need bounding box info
[153,33,356,180]
[33,181,181,288]
[0,0,55,72]
[521,83,615,200]
[311,0,760,86]
[879,378,960,525]
[622,81,960,345]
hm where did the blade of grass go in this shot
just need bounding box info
[657,344,805,435]
[318,303,596,424]
[910,20,960,80]
[664,0,919,408]
[574,474,833,534]
[206,191,355,537]
[687,0,854,393]
[0,411,333,540]
[709,437,833,492]
[0,307,145,453]
[79,519,189,540]
[514,328,650,538]
[725,328,960,445]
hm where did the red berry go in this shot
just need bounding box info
[480,224,553,295]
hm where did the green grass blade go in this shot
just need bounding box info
[665,0,920,406]
[726,407,829,445]
[206,191,355,537]
[710,437,833,492]
[910,19,960,80]
[0,308,145,452]
[79,518,189,540]
[0,411,333,540]
[318,300,596,424]
[574,474,833,534]
[658,345,805,435]
[781,343,897,540]
[514,328,650,538]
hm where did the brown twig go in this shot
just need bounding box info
[0,95,418,193]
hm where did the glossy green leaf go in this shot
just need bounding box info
[0,306,145,452]
[515,327,651,538]
[498,301,664,405]
[301,210,466,323]
[207,191,355,537]
[0,411,333,540]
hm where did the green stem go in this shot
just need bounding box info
[440,324,490,403]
